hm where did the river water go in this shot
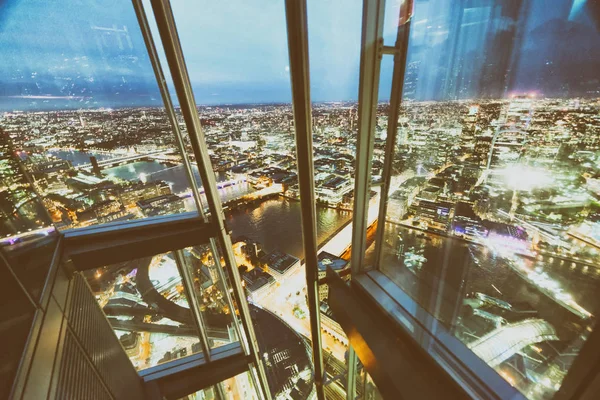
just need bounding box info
[101,160,354,254]
[47,149,118,165]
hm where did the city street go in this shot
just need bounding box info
[255,266,348,362]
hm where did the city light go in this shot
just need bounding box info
[500,165,553,191]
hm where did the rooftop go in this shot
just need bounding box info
[241,267,275,292]
[317,251,348,272]
[261,250,300,275]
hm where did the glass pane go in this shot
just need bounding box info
[85,251,202,370]
[0,0,198,231]
[180,244,239,350]
[362,371,383,400]
[166,0,362,398]
[374,0,600,398]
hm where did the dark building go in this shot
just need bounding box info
[414,198,454,233]
[90,155,102,175]
[474,135,493,166]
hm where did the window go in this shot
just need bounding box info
[369,0,600,398]
[5,1,600,400]
[167,0,363,397]
[84,244,241,369]
[0,0,199,231]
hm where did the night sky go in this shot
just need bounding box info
[0,0,598,111]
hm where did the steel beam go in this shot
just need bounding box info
[351,0,386,276]
[283,0,325,399]
[65,216,216,269]
[140,342,250,400]
[373,0,414,267]
[326,267,469,399]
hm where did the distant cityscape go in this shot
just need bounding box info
[1,95,600,398]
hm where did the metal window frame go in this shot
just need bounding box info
[140,342,250,400]
[348,1,600,400]
[372,0,413,267]
[348,1,387,399]
[283,1,325,399]
[49,0,272,396]
[173,248,212,361]
[132,0,244,365]
[63,213,216,268]
[350,0,386,277]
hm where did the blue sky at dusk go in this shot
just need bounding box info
[0,0,598,111]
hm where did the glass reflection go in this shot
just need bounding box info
[86,252,203,370]
[373,0,600,398]
[0,0,196,231]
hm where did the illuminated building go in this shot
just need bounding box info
[502,95,534,128]
[315,174,353,205]
[260,250,300,282]
[118,180,172,207]
[240,266,276,303]
[136,194,185,217]
[468,319,558,368]
[474,134,493,166]
[316,251,349,301]
[485,128,526,175]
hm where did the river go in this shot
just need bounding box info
[46,149,118,165]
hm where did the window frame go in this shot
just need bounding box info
[347,1,600,400]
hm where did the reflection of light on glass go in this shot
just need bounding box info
[139,173,147,183]
[501,166,552,191]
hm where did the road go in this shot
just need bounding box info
[255,265,348,361]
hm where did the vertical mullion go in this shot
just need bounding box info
[349,1,386,400]
[206,240,246,349]
[283,1,325,399]
[173,249,212,361]
[148,1,271,399]
[351,0,386,276]
[373,0,414,267]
